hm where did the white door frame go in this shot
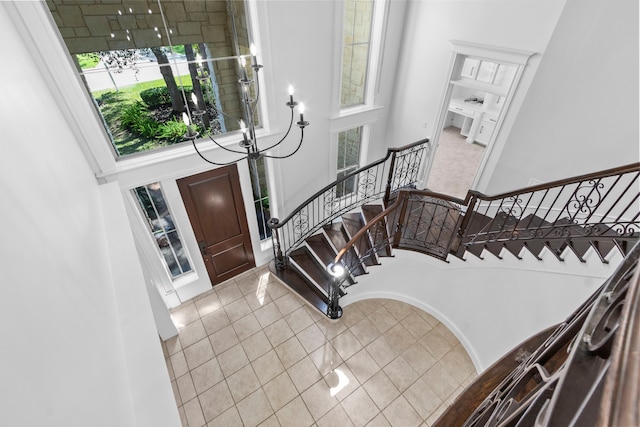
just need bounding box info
[422,40,535,194]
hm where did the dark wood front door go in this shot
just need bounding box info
[178,165,255,286]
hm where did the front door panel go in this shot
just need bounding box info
[178,165,255,285]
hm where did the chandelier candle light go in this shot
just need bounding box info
[183,44,309,166]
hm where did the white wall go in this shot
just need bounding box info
[482,0,639,193]
[100,183,182,426]
[255,0,340,210]
[0,4,179,426]
[244,0,413,213]
[386,0,566,149]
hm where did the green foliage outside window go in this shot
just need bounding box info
[140,86,192,109]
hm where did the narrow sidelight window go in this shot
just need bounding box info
[134,183,192,278]
[248,157,272,241]
[340,0,375,107]
[336,127,363,197]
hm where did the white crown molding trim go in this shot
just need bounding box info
[450,40,536,65]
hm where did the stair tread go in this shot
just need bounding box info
[506,214,547,259]
[306,234,337,264]
[324,223,350,251]
[270,264,328,314]
[290,246,333,295]
[306,234,355,286]
[361,204,383,221]
[481,212,515,258]
[451,212,491,259]
[574,223,638,258]
[362,205,393,257]
[489,215,638,260]
[455,212,493,259]
[556,218,592,260]
[464,212,494,236]
[324,223,366,276]
[502,214,568,260]
[342,213,378,266]
[341,213,364,235]
[463,213,564,260]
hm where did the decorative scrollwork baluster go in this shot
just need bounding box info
[563,179,605,222]
[357,169,377,199]
[292,210,309,241]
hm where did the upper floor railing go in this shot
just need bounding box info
[268,139,430,269]
[458,162,640,261]
[332,162,640,295]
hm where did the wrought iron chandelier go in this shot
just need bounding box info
[181,3,308,166]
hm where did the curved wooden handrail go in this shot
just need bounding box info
[466,162,640,202]
[432,324,559,427]
[433,242,640,426]
[269,139,429,230]
[398,188,469,206]
[600,261,640,427]
[333,191,405,264]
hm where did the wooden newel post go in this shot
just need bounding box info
[268,218,286,270]
[458,194,479,240]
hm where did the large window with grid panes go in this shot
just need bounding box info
[46,0,256,158]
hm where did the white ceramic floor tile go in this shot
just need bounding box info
[164,267,477,427]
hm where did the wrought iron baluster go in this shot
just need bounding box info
[556,181,587,225]
[612,193,640,236]
[393,192,410,247]
[541,183,569,225]
[266,140,427,258]
[564,178,605,224]
[482,200,503,243]
[415,197,428,241]
[500,195,523,232]
[520,191,535,217]
[433,204,448,249]
[600,171,639,223]
[525,188,550,231]
[581,174,624,226]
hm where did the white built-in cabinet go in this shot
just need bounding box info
[447,55,518,145]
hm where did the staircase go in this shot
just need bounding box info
[268,147,640,320]
[456,209,637,263]
[270,203,393,315]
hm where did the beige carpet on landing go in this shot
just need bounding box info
[426,126,486,200]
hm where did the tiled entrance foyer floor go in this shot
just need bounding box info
[162,265,477,427]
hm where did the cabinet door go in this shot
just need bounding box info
[494,64,518,87]
[475,121,495,144]
[460,58,479,79]
[476,61,498,83]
